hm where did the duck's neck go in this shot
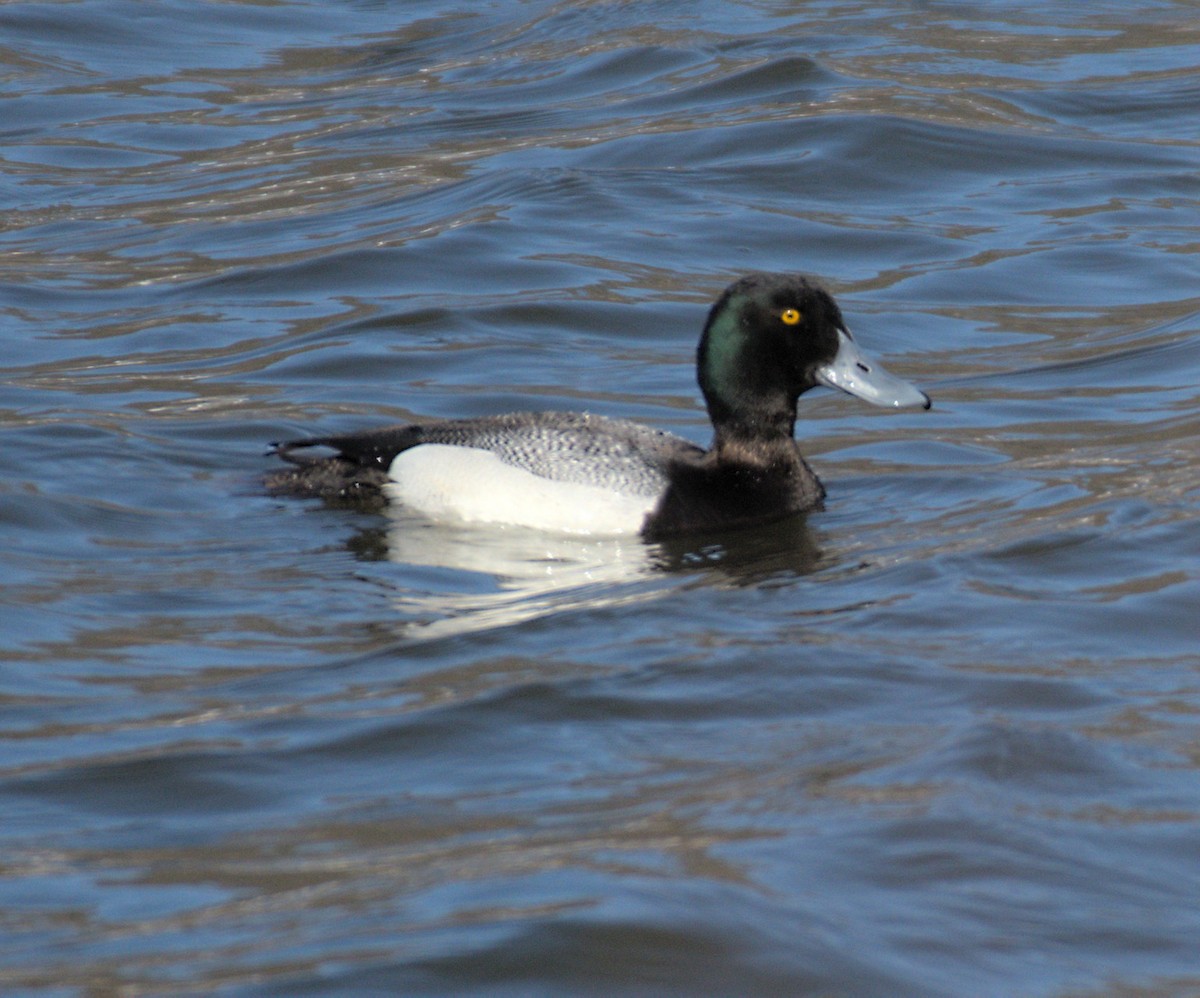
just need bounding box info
[710,414,799,469]
[712,395,794,435]
[702,333,800,462]
[701,355,800,458]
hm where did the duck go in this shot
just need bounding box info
[266,272,930,538]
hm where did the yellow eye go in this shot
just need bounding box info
[780,308,801,326]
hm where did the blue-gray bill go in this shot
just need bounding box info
[814,328,931,410]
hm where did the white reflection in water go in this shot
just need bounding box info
[377,507,828,640]
[383,510,663,639]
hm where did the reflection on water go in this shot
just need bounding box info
[373,510,825,640]
[383,513,661,639]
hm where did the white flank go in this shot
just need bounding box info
[385,444,654,536]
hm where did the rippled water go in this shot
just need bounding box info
[3,1,1199,994]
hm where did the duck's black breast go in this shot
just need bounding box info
[645,439,826,539]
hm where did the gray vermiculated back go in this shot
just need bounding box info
[410,412,703,498]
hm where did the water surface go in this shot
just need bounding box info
[2,1,1199,994]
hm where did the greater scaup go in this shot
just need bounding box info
[266,273,930,537]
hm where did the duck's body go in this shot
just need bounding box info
[267,273,929,537]
[268,409,825,538]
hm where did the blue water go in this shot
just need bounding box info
[2,1,1199,994]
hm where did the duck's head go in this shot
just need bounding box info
[697,273,930,445]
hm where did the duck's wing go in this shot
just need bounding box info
[266,411,703,504]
